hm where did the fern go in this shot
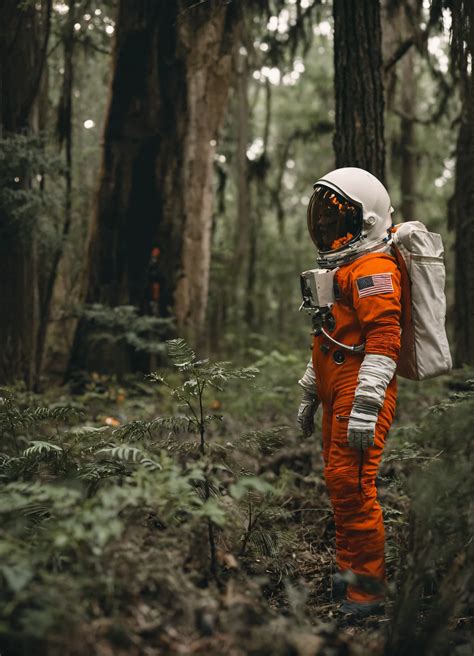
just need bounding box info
[78,304,174,355]
[23,441,64,457]
[97,445,162,470]
[236,427,287,454]
[78,461,126,482]
[166,338,197,368]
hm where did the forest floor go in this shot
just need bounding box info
[0,347,472,656]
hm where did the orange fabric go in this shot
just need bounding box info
[151,282,160,301]
[312,252,402,602]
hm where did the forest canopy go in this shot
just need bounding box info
[0,0,471,383]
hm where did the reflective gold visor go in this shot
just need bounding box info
[307,186,362,252]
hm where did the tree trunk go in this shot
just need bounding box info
[80,0,241,356]
[447,0,474,367]
[333,0,386,182]
[382,0,419,219]
[0,1,50,387]
[450,79,474,366]
[234,47,251,289]
[399,45,417,221]
[36,0,76,380]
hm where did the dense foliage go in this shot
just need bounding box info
[0,343,472,655]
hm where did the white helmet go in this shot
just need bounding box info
[307,167,394,268]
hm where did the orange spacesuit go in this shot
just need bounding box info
[313,252,401,603]
[297,167,402,615]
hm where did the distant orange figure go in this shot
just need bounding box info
[147,246,161,315]
[297,168,401,618]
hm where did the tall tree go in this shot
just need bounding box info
[234,44,251,318]
[0,0,51,386]
[333,0,386,181]
[447,0,474,365]
[382,0,420,219]
[81,0,242,350]
[37,0,77,379]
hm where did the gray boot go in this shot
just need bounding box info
[339,598,385,618]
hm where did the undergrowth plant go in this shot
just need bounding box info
[0,340,295,653]
[385,379,474,656]
[149,338,267,578]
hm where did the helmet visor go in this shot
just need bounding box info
[307,186,362,252]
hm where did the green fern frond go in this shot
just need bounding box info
[205,363,259,383]
[193,479,221,501]
[248,529,279,558]
[140,457,162,472]
[237,427,286,454]
[166,339,196,368]
[20,504,50,523]
[26,406,83,423]
[66,425,110,438]
[148,373,167,386]
[204,414,224,425]
[0,456,32,480]
[154,439,201,455]
[23,441,64,457]
[96,445,146,464]
[150,416,198,434]
[96,445,162,471]
[78,461,126,481]
[111,420,150,442]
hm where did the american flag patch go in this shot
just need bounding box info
[356,273,394,298]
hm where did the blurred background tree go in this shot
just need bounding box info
[0,0,470,385]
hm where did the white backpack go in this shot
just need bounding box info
[392,221,452,380]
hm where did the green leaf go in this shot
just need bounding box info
[229,476,276,501]
[196,499,228,527]
[97,445,146,463]
[23,441,63,457]
[1,564,34,593]
[166,339,196,368]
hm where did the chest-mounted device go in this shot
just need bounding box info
[299,267,365,354]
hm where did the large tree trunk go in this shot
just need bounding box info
[333,0,386,182]
[447,0,474,367]
[450,76,474,366]
[37,0,76,379]
[0,1,50,387]
[81,0,241,356]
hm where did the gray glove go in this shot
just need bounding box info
[348,354,396,450]
[347,405,378,450]
[297,360,320,437]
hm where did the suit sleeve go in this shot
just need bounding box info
[350,256,402,362]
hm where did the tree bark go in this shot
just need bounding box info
[450,75,474,366]
[382,0,419,219]
[399,44,417,221]
[333,0,386,182]
[0,1,50,387]
[36,0,76,380]
[81,0,241,353]
[234,48,251,286]
[446,0,474,367]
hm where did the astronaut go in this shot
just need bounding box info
[297,167,402,617]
